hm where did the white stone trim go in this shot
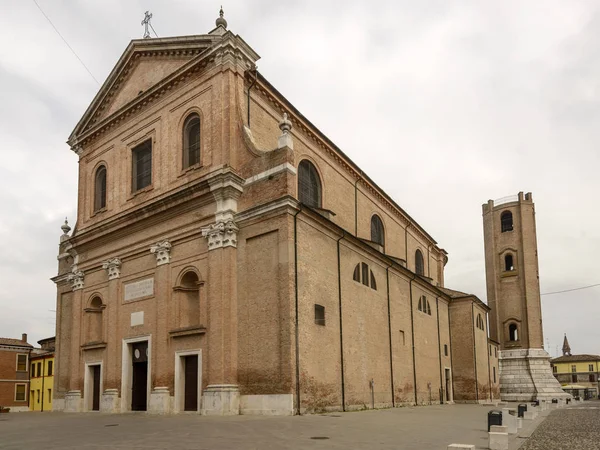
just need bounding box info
[102,258,122,280]
[235,197,298,223]
[244,163,297,187]
[120,334,152,412]
[150,241,171,266]
[173,349,202,413]
[83,361,103,411]
[240,394,293,416]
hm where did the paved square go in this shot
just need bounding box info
[0,404,541,450]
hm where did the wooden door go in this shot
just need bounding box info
[184,355,198,411]
[92,365,101,411]
[131,342,148,411]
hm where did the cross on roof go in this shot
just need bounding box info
[141,11,153,39]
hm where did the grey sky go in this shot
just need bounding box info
[0,1,598,356]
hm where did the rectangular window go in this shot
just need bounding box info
[399,330,405,346]
[48,389,52,403]
[572,374,577,383]
[572,365,577,373]
[493,367,496,384]
[47,360,53,376]
[314,304,325,326]
[36,389,40,403]
[589,364,594,372]
[444,344,448,356]
[15,384,26,402]
[590,374,596,382]
[16,354,27,371]
[361,263,369,286]
[494,347,497,358]
[553,365,557,373]
[37,362,42,378]
[132,139,152,192]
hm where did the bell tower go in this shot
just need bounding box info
[482,192,569,401]
[482,192,543,350]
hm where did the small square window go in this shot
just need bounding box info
[132,139,152,192]
[16,354,27,371]
[15,384,26,402]
[314,304,325,326]
[589,364,594,372]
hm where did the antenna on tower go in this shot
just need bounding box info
[141,11,156,39]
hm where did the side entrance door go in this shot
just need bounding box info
[184,355,198,411]
[92,365,101,411]
[131,342,148,411]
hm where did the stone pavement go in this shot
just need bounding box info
[520,400,600,450]
[0,403,547,450]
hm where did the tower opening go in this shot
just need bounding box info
[508,323,518,341]
[504,254,514,271]
[501,211,513,232]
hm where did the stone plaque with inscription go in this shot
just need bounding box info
[124,278,154,301]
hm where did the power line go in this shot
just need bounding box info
[32,0,100,85]
[541,283,600,296]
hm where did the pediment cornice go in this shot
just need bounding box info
[68,32,259,150]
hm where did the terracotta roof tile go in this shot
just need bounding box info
[551,354,600,363]
[0,338,33,348]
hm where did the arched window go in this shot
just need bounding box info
[183,113,201,169]
[175,270,201,328]
[476,313,485,331]
[352,262,377,291]
[509,323,518,341]
[505,254,514,271]
[94,166,107,212]
[501,211,513,233]
[415,250,424,276]
[371,215,385,247]
[85,296,104,343]
[298,160,322,208]
[418,297,423,312]
[418,296,431,315]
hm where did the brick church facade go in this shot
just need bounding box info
[52,11,498,415]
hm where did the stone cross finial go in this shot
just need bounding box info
[60,218,71,243]
[277,113,294,150]
[216,6,227,28]
[150,241,172,266]
[102,258,122,280]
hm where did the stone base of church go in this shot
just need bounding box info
[148,387,171,414]
[239,394,294,415]
[100,389,120,413]
[64,390,82,412]
[500,348,571,402]
[201,384,240,415]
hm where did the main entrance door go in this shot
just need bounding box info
[131,341,148,411]
[92,365,101,411]
[183,355,198,411]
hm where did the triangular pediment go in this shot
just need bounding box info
[69,35,218,143]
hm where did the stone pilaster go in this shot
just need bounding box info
[200,170,243,415]
[68,268,84,393]
[150,242,172,413]
[103,258,121,392]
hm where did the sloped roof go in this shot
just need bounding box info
[551,354,600,363]
[439,287,470,298]
[0,338,33,348]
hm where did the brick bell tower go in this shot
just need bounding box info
[483,192,568,401]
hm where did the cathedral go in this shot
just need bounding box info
[52,10,499,415]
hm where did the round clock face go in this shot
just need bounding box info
[134,349,140,359]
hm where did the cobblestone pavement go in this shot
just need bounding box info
[520,400,600,450]
[0,403,534,450]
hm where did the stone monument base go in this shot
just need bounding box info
[500,348,570,402]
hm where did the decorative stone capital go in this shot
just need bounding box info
[150,241,172,266]
[202,219,238,250]
[67,266,85,291]
[102,258,122,280]
[70,144,83,156]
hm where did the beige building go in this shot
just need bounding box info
[53,11,497,415]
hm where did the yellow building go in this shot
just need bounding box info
[550,334,600,400]
[29,337,55,412]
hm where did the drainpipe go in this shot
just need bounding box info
[436,297,442,404]
[471,303,479,402]
[354,178,360,236]
[293,206,303,415]
[409,276,418,405]
[246,66,258,127]
[41,358,46,412]
[386,264,395,407]
[336,231,346,411]
[486,319,492,401]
